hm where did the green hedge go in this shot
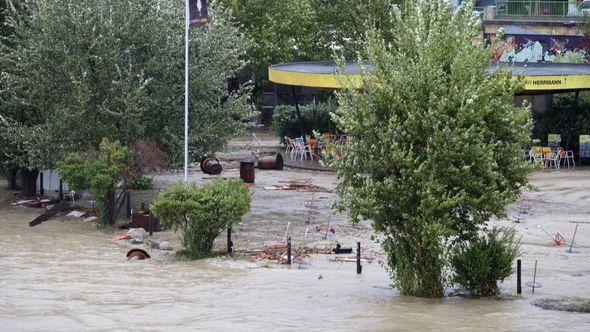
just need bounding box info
[532,92,590,149]
[272,103,337,143]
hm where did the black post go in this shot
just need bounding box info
[517,259,522,295]
[141,201,146,211]
[148,212,154,236]
[227,228,233,254]
[287,237,292,265]
[565,91,579,150]
[58,180,63,202]
[568,223,579,253]
[126,191,131,218]
[357,242,362,274]
[532,260,538,294]
[39,172,44,196]
[291,86,307,144]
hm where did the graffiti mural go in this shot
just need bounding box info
[488,34,587,63]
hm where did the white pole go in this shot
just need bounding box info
[184,0,190,184]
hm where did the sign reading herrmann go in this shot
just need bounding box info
[190,0,208,27]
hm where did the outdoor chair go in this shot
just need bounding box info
[529,146,543,165]
[558,147,575,169]
[547,134,561,153]
[284,136,295,159]
[292,138,313,161]
[544,151,559,171]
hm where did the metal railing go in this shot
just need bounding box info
[495,1,582,18]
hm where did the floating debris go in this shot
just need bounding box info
[264,179,332,193]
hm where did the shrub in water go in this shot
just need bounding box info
[150,179,251,257]
[450,228,521,296]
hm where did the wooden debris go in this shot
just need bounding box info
[29,201,68,227]
[264,179,332,193]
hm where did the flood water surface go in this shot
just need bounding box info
[1,201,589,331]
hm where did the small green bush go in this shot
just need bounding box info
[150,178,251,257]
[450,228,521,296]
[273,103,337,142]
[57,139,132,225]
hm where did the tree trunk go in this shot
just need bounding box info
[21,168,39,197]
[7,168,18,190]
[100,187,116,225]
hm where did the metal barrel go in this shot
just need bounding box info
[239,161,255,183]
[257,153,284,170]
[200,157,223,175]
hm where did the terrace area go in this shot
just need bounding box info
[486,0,587,21]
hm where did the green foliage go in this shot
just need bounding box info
[128,176,154,190]
[217,0,400,105]
[272,103,337,142]
[451,228,521,296]
[0,0,255,172]
[57,139,132,225]
[333,0,532,297]
[151,179,251,257]
[532,92,590,148]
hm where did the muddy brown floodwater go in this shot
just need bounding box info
[1,169,590,331]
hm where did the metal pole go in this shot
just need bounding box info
[58,180,63,202]
[287,237,292,265]
[357,242,362,274]
[126,191,131,218]
[184,0,190,184]
[291,86,307,144]
[39,172,44,196]
[532,260,538,294]
[227,228,233,254]
[568,223,579,253]
[517,259,522,295]
[148,212,154,236]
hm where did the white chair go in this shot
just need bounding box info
[284,136,295,159]
[564,150,575,168]
[292,138,312,161]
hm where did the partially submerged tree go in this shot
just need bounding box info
[57,139,132,225]
[0,0,255,195]
[333,0,532,297]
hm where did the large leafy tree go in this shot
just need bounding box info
[0,0,254,195]
[333,0,532,297]
[217,0,400,104]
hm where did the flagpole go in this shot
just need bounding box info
[184,0,190,184]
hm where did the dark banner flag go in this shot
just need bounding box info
[189,0,208,27]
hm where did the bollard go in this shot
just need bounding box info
[126,192,131,218]
[148,212,154,236]
[141,201,146,211]
[357,242,362,274]
[227,228,233,254]
[532,260,538,294]
[517,259,522,295]
[287,237,292,265]
[39,172,44,196]
[58,180,63,202]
